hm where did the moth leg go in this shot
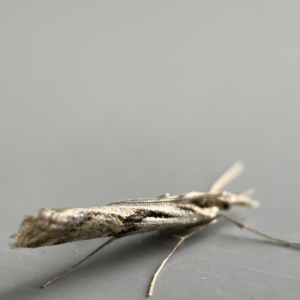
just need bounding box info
[42,237,117,288]
[220,213,300,247]
[148,219,217,297]
[209,161,244,193]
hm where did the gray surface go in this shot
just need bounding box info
[1,2,300,299]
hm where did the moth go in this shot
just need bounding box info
[10,162,300,296]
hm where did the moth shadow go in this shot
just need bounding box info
[4,216,295,300]
[1,225,218,300]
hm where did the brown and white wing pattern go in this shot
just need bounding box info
[10,201,219,249]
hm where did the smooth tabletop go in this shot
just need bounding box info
[1,2,300,300]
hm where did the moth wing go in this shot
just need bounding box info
[108,192,205,206]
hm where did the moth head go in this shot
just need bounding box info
[219,190,259,208]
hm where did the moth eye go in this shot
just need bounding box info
[222,202,231,210]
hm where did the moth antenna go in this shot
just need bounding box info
[209,161,245,193]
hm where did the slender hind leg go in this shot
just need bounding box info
[147,219,217,297]
[42,237,117,288]
[220,213,300,247]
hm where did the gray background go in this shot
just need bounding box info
[1,2,300,300]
